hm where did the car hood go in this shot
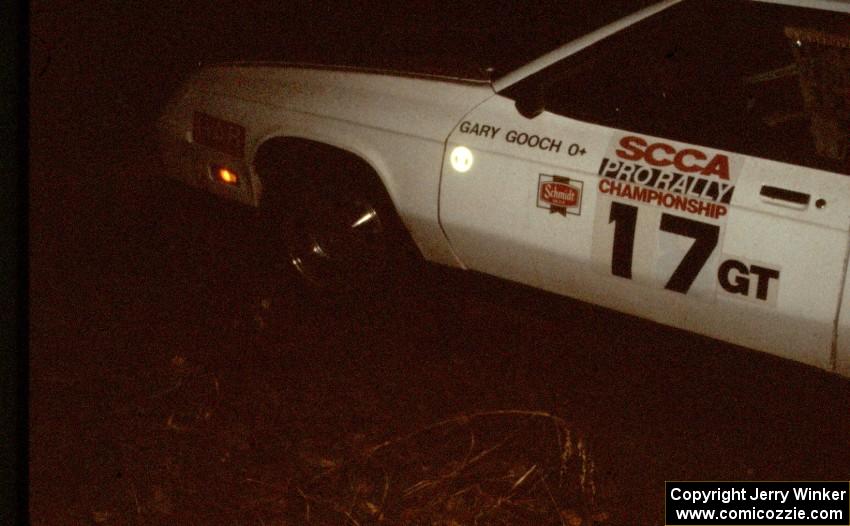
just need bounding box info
[186,62,495,142]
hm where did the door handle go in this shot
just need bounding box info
[760,185,810,208]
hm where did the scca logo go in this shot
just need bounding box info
[615,136,730,180]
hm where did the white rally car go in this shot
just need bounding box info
[158,0,850,377]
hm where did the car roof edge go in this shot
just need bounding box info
[492,0,682,92]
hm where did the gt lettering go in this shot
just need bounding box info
[718,259,780,301]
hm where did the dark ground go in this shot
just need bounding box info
[28,3,850,525]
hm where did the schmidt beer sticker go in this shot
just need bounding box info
[537,174,583,216]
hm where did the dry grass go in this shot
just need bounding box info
[281,409,603,526]
[36,352,610,526]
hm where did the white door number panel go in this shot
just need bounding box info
[591,133,780,305]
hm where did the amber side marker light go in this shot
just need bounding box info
[213,165,239,185]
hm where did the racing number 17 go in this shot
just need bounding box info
[609,202,719,293]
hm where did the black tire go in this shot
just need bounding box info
[253,140,421,300]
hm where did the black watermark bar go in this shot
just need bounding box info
[666,482,849,525]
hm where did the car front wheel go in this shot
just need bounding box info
[254,140,420,298]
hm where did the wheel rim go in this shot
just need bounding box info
[286,195,386,290]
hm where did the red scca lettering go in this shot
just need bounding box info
[615,136,647,161]
[702,155,730,179]
[646,143,675,167]
[615,136,730,180]
[674,149,707,173]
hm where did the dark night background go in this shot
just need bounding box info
[22,1,850,525]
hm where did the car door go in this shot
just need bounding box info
[440,0,850,372]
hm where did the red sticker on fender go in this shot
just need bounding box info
[537,174,583,216]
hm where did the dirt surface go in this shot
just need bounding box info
[28,3,850,525]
